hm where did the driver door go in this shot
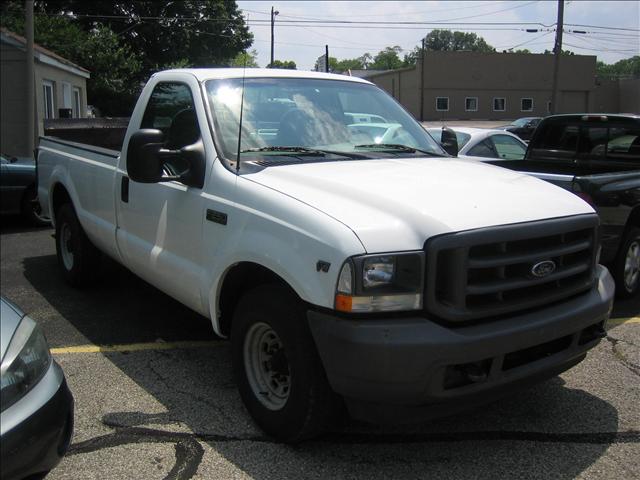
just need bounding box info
[115,81,207,313]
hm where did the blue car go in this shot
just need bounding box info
[0,154,49,226]
[0,297,74,480]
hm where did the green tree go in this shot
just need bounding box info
[38,1,252,78]
[268,60,297,69]
[370,46,404,70]
[596,56,639,77]
[402,30,495,66]
[424,30,495,53]
[230,49,259,68]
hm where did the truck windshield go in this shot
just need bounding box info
[205,77,445,167]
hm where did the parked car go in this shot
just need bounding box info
[0,297,74,480]
[0,154,49,226]
[460,114,640,298]
[37,69,613,441]
[495,117,543,141]
[426,127,528,161]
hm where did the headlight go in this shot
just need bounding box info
[335,251,425,313]
[1,316,51,412]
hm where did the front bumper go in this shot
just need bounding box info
[1,361,74,480]
[308,265,614,423]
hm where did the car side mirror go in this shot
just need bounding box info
[440,127,458,157]
[127,129,166,183]
[127,129,206,188]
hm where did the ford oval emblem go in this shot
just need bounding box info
[531,260,556,278]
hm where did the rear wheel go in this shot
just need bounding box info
[231,284,342,442]
[614,226,640,299]
[55,204,101,286]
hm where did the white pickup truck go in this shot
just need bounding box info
[38,69,614,442]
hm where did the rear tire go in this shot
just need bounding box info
[231,284,342,442]
[55,203,101,287]
[21,186,50,227]
[614,226,640,299]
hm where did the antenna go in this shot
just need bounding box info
[236,16,248,174]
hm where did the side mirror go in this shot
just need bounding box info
[127,129,165,183]
[440,127,459,157]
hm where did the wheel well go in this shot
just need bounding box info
[217,262,297,337]
[627,206,639,229]
[51,183,72,220]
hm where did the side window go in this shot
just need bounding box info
[578,127,607,158]
[607,126,640,161]
[490,135,527,160]
[535,123,579,156]
[141,82,201,150]
[467,139,497,158]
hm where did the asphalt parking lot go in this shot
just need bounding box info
[1,220,638,480]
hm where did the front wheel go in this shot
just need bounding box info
[55,204,101,287]
[614,226,640,299]
[231,285,342,442]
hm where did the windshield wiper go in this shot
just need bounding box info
[241,146,366,159]
[354,143,441,156]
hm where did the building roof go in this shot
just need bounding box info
[0,27,90,78]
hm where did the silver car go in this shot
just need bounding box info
[0,297,73,480]
[426,127,528,162]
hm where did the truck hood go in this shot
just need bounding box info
[244,157,594,252]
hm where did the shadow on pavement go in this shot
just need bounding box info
[20,251,626,480]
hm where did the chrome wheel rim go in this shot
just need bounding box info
[243,322,290,411]
[624,240,640,293]
[60,223,74,271]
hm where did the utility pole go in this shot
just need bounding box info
[420,37,425,122]
[270,6,279,67]
[26,0,35,155]
[550,0,564,115]
[325,45,329,72]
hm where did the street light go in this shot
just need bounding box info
[270,6,279,67]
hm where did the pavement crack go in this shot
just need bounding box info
[606,336,640,377]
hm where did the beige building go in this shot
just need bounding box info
[1,28,89,157]
[366,51,639,121]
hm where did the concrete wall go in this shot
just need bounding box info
[366,51,632,121]
[619,78,640,113]
[1,42,88,157]
[1,42,28,157]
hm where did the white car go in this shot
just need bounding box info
[427,127,528,161]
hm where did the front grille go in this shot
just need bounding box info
[425,215,599,323]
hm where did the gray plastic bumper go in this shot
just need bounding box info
[308,265,614,422]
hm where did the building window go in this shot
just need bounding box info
[465,97,478,112]
[43,80,55,119]
[436,97,449,111]
[73,87,82,118]
[493,97,506,112]
[521,98,533,112]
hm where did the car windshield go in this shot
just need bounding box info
[511,118,530,127]
[205,77,445,168]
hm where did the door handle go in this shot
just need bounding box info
[121,176,129,203]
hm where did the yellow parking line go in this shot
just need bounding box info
[608,316,640,326]
[50,340,224,355]
[50,317,639,355]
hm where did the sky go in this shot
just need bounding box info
[236,0,640,70]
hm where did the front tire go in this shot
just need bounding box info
[231,285,342,442]
[55,203,101,287]
[614,226,640,299]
